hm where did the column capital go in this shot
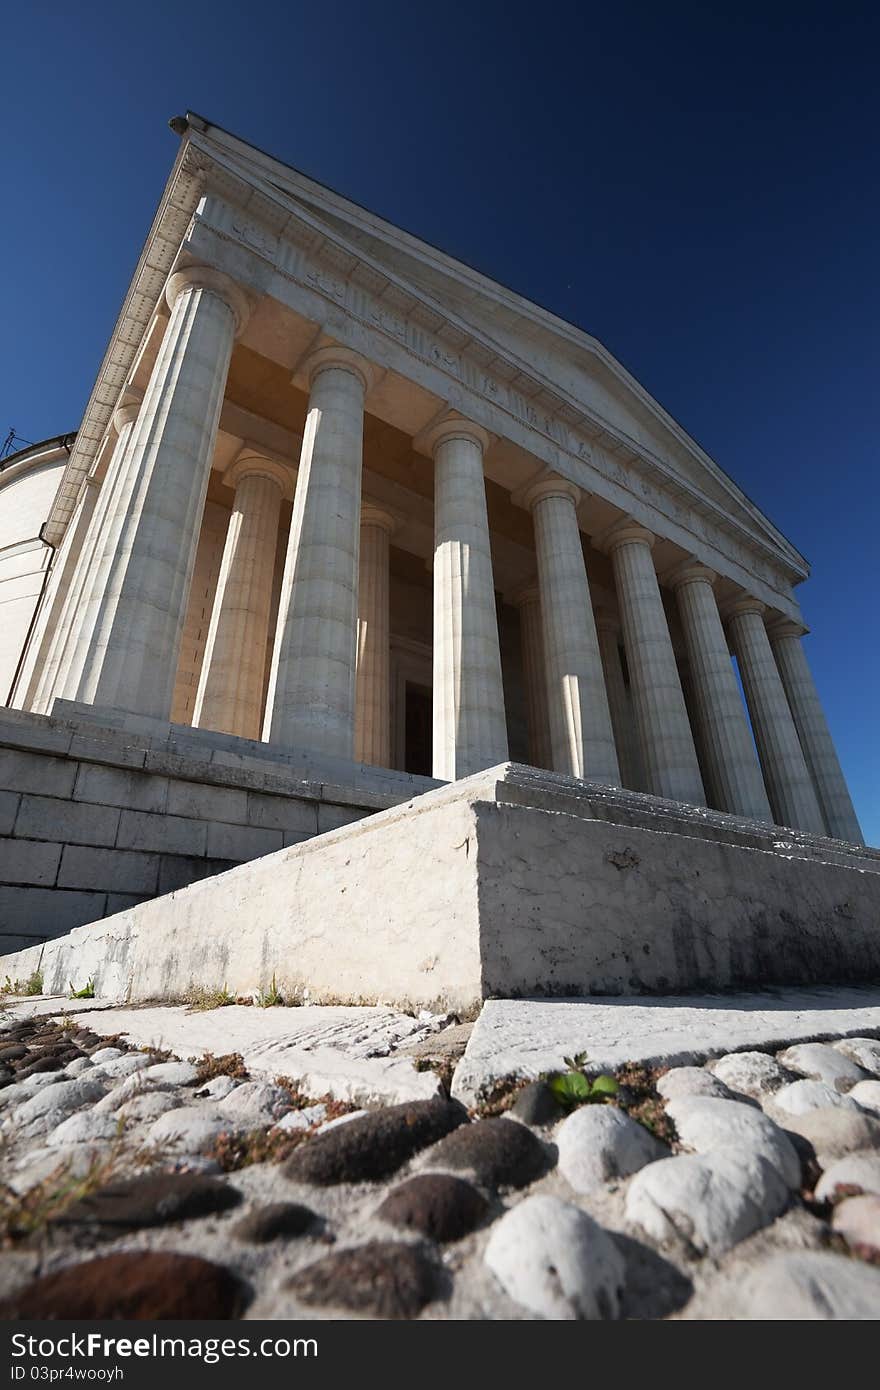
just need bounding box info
[725,595,766,621]
[665,560,718,592]
[415,411,491,458]
[518,471,582,513]
[165,265,252,338]
[225,449,295,500]
[301,344,377,395]
[596,518,656,555]
[360,502,398,534]
[767,615,809,640]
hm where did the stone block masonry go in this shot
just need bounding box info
[1,763,878,1014]
[0,706,439,955]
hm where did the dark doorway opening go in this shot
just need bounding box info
[404,681,432,776]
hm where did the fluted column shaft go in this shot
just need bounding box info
[429,419,508,780]
[607,525,705,804]
[192,455,290,740]
[769,622,863,842]
[525,478,618,782]
[672,566,773,821]
[264,348,370,757]
[595,613,644,792]
[30,399,142,714]
[26,475,101,713]
[355,505,395,767]
[726,600,825,833]
[57,267,248,719]
[515,587,553,771]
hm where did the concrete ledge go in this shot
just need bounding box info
[450,988,880,1104]
[1,763,878,1013]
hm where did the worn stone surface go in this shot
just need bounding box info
[556,1105,665,1193]
[51,1173,241,1232]
[625,1151,789,1255]
[780,1108,880,1164]
[656,1067,734,1101]
[849,1081,880,1117]
[284,1099,466,1185]
[116,1091,182,1123]
[737,1251,880,1319]
[814,1152,880,1202]
[145,1108,230,1152]
[5,1076,107,1135]
[769,1079,861,1117]
[708,1051,795,1098]
[666,1096,801,1188]
[453,990,880,1105]
[422,1117,548,1190]
[45,1110,121,1147]
[510,1080,565,1126]
[233,1202,316,1243]
[777,1043,868,1090]
[376,1174,488,1242]
[286,1241,439,1319]
[834,1038,880,1075]
[217,1081,290,1127]
[831,1194,880,1256]
[0,1252,246,1319]
[484,1194,625,1319]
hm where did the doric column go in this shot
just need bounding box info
[264,347,372,757]
[725,599,825,834]
[427,416,508,780]
[523,476,619,783]
[594,609,644,792]
[355,503,395,767]
[514,586,553,771]
[31,395,142,714]
[670,564,773,821]
[605,522,705,805]
[56,266,249,718]
[768,619,863,843]
[192,452,292,741]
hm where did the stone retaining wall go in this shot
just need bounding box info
[2,763,878,1011]
[0,707,438,954]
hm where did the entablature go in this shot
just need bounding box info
[45,126,809,628]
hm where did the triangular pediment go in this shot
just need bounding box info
[192,121,804,575]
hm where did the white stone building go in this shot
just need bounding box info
[0,114,873,1004]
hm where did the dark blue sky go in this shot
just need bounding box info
[3,2,877,839]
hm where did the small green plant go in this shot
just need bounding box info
[253,973,283,1007]
[1,976,14,996]
[21,970,43,997]
[68,978,95,1000]
[544,1052,619,1112]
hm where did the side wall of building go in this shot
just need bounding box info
[0,707,437,958]
[0,457,68,705]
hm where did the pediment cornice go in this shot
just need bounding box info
[46,124,809,599]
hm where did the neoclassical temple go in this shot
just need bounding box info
[1,111,862,852]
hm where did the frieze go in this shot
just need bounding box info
[190,199,803,593]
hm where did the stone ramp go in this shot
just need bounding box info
[451,987,880,1103]
[1,763,878,1014]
